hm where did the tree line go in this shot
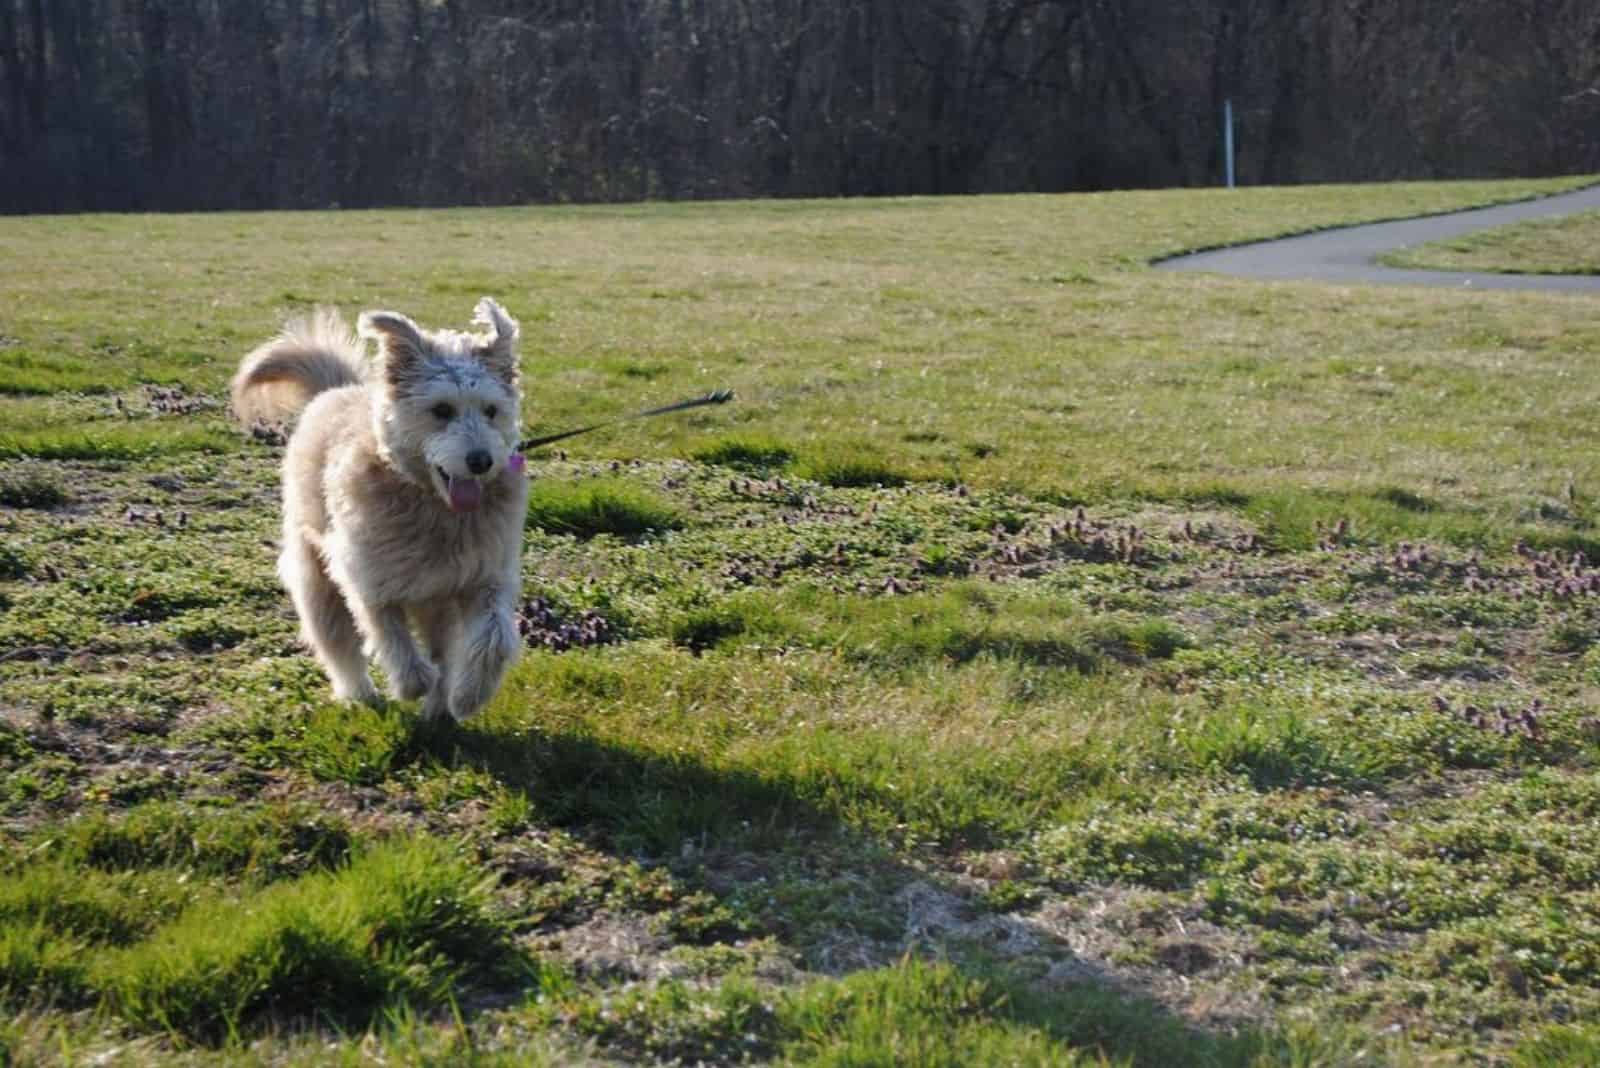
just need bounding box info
[2,0,1597,213]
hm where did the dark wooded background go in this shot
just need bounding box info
[3,0,1596,213]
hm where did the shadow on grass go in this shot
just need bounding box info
[405,714,828,853]
[380,715,1327,1067]
[126,693,1366,1059]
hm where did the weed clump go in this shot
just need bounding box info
[0,467,67,509]
[527,478,682,540]
[518,596,618,651]
[169,609,252,652]
[0,543,29,580]
[0,862,197,950]
[668,603,751,653]
[97,838,518,1043]
[50,801,354,880]
[118,587,214,624]
[561,976,779,1064]
[692,435,795,472]
[792,443,910,488]
[1090,616,1192,661]
[0,923,91,1007]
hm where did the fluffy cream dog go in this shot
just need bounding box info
[232,298,527,721]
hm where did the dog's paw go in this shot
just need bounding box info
[444,663,488,720]
[446,616,517,720]
[332,676,382,706]
[465,611,520,670]
[446,686,491,723]
[421,685,452,721]
[388,657,439,701]
[445,665,504,722]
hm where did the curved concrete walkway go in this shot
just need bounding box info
[1154,181,1600,291]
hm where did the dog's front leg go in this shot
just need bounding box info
[327,552,438,704]
[416,600,459,721]
[366,603,438,701]
[447,587,520,722]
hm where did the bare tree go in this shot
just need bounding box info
[1,0,1595,213]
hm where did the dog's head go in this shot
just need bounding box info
[359,298,522,513]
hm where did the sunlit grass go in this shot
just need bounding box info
[0,421,238,461]
[525,477,683,539]
[5,177,1600,1061]
[0,175,1594,503]
[96,838,518,1044]
[1383,206,1600,275]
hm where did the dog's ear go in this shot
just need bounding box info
[472,297,520,386]
[358,311,427,389]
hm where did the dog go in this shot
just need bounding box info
[231,298,528,721]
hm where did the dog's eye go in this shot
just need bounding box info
[431,403,455,420]
[484,405,498,420]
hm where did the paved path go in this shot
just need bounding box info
[1154,182,1600,291]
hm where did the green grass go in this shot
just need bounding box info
[542,955,1400,1067]
[0,175,1593,504]
[0,465,67,509]
[1382,207,1600,274]
[47,800,355,879]
[776,959,1121,1066]
[0,343,207,396]
[0,423,237,461]
[664,581,1188,669]
[525,477,683,539]
[6,176,1600,1063]
[0,835,522,1044]
[93,838,512,1043]
[1516,1025,1600,1068]
[689,434,797,471]
[790,441,913,488]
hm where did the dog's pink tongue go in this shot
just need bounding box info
[447,476,484,512]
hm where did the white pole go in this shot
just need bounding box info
[1224,98,1236,189]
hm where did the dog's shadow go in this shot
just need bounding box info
[386,712,1298,1064]
[404,712,814,853]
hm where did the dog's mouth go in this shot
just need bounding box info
[437,467,485,513]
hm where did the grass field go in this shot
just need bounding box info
[5,175,1600,1065]
[1383,207,1600,275]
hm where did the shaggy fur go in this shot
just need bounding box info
[232,298,528,721]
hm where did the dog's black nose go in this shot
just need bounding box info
[466,450,492,475]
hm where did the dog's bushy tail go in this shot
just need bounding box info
[230,307,366,427]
